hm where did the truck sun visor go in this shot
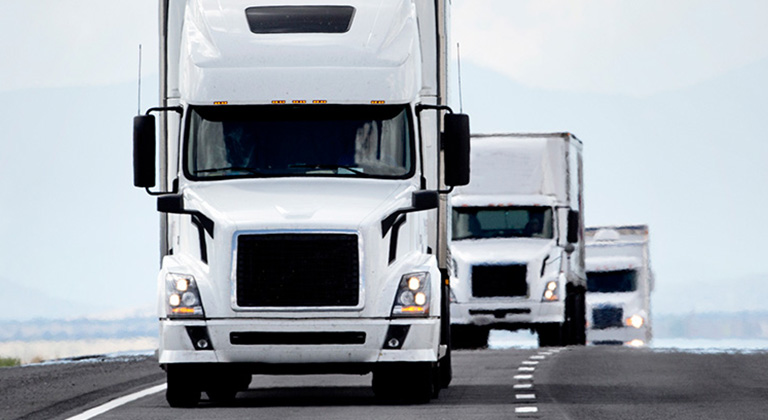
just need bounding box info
[245,6,355,34]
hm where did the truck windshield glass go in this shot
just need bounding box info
[452,206,554,240]
[185,105,413,180]
[587,270,638,293]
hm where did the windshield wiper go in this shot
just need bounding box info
[289,163,365,175]
[194,166,263,175]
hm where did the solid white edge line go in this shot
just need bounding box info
[65,383,167,420]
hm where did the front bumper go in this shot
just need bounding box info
[587,326,650,345]
[450,300,565,328]
[159,317,440,366]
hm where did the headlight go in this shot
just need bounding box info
[626,314,644,329]
[391,272,430,317]
[166,273,205,318]
[541,280,559,302]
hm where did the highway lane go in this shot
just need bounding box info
[92,348,543,420]
[0,354,163,420]
[3,346,768,419]
[535,346,768,419]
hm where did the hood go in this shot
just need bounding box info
[450,237,556,265]
[183,178,412,231]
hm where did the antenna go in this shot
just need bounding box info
[456,42,464,114]
[137,44,142,115]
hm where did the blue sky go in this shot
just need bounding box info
[0,1,766,319]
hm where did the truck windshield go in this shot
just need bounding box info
[185,105,413,180]
[452,206,554,240]
[587,270,638,293]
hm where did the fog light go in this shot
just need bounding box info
[387,338,400,348]
[197,339,209,349]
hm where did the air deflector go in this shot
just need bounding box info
[246,6,355,34]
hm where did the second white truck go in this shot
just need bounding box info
[449,133,586,347]
[585,225,653,346]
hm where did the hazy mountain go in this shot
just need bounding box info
[0,277,110,321]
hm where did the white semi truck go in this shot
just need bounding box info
[132,0,470,406]
[585,225,653,346]
[449,133,586,348]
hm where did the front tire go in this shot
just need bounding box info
[372,363,434,404]
[537,322,563,347]
[166,365,201,408]
[451,325,489,349]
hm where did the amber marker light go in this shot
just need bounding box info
[371,100,385,104]
[213,101,228,105]
[272,100,286,104]
[292,100,307,104]
[312,100,327,104]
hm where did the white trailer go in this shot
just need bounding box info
[585,225,653,346]
[449,133,586,347]
[132,0,470,406]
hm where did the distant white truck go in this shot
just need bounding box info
[585,225,653,346]
[449,133,586,347]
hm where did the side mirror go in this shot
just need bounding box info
[411,190,439,211]
[157,194,184,213]
[443,113,470,187]
[567,210,580,244]
[133,115,156,188]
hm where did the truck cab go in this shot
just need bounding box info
[133,0,469,406]
[449,133,586,347]
[585,225,654,346]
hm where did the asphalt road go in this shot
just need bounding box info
[2,346,767,420]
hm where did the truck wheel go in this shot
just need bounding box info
[372,363,433,403]
[564,286,586,345]
[165,365,201,408]
[438,347,452,390]
[451,325,489,349]
[537,323,563,347]
[205,372,251,404]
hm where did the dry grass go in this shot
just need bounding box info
[0,357,21,367]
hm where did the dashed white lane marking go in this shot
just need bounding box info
[522,360,539,365]
[514,383,533,389]
[515,393,536,400]
[518,366,535,372]
[515,406,539,414]
[64,383,167,420]
[530,355,546,360]
[514,374,533,380]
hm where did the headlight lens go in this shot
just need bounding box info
[542,280,559,301]
[391,272,430,317]
[626,314,644,329]
[166,273,205,318]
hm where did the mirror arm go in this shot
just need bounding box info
[145,105,183,116]
[415,103,454,116]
